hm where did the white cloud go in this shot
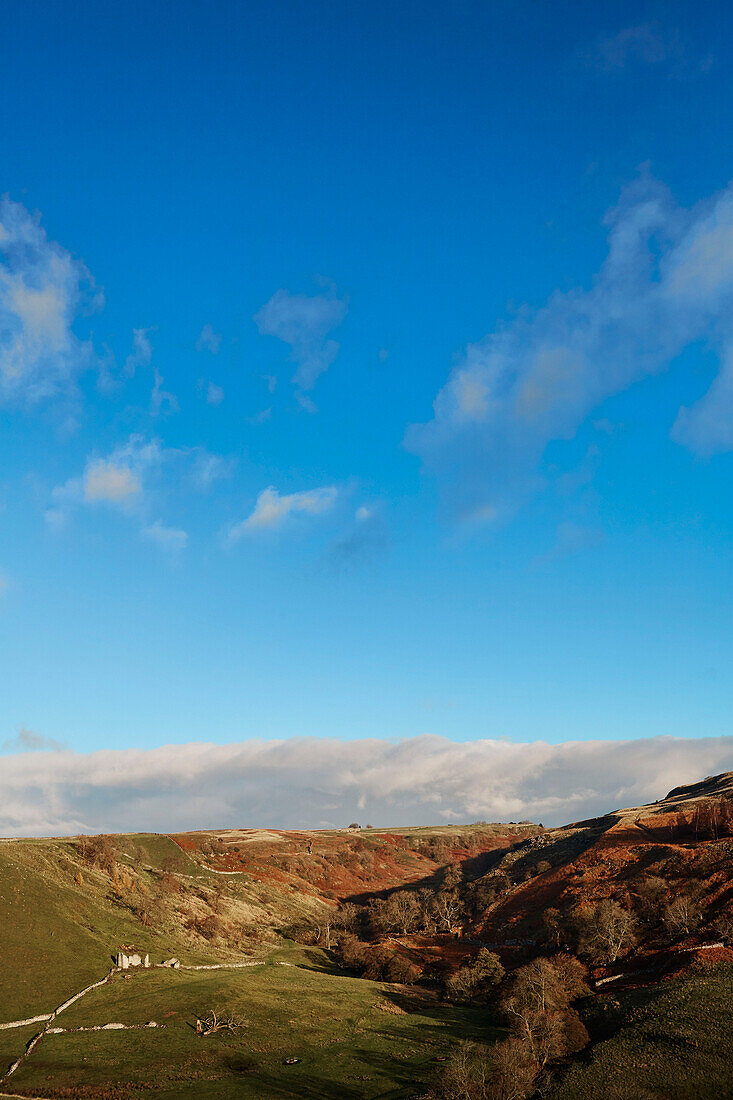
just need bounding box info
[196,323,222,354]
[142,521,188,552]
[0,196,104,404]
[406,173,733,521]
[47,436,227,527]
[0,734,731,837]
[82,437,161,508]
[254,286,347,393]
[229,485,338,539]
[84,460,142,504]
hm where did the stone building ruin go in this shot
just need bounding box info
[115,947,150,969]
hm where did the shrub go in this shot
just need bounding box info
[187,913,226,940]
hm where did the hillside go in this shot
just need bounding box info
[2,776,733,1098]
[0,820,532,1097]
[466,770,733,966]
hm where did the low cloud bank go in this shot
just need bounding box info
[2,735,732,839]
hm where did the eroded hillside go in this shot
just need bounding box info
[3,777,733,1099]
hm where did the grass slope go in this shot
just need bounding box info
[553,964,733,1100]
[6,946,497,1099]
[0,839,227,1023]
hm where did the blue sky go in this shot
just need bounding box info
[2,0,733,765]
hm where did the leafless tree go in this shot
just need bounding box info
[390,891,422,934]
[636,875,667,925]
[542,907,563,949]
[196,1009,247,1036]
[333,902,361,933]
[432,889,462,933]
[500,956,588,1068]
[576,899,637,963]
[663,895,701,937]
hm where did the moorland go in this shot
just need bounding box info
[1,774,733,1098]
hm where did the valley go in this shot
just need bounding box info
[1,776,733,1098]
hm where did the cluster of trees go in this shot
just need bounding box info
[367,865,464,936]
[668,798,733,842]
[445,949,505,1004]
[336,934,421,983]
[538,875,715,964]
[431,954,589,1100]
[77,834,117,875]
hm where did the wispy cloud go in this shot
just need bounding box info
[206,381,224,405]
[123,328,178,415]
[254,285,347,397]
[592,23,683,71]
[196,323,221,354]
[47,435,228,528]
[1,734,731,837]
[406,173,733,523]
[0,196,104,405]
[124,327,153,377]
[229,485,338,540]
[188,450,233,492]
[142,521,188,553]
[588,22,711,76]
[2,727,66,754]
[150,366,178,416]
[534,521,605,567]
[329,505,388,567]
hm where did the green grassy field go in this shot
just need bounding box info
[0,833,500,1098]
[4,945,497,1099]
[0,840,221,1023]
[551,965,733,1100]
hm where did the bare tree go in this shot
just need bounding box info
[432,890,462,933]
[542,907,563,950]
[431,1038,537,1100]
[333,902,361,933]
[636,875,667,926]
[441,862,462,890]
[390,891,422,935]
[576,900,637,964]
[663,896,701,937]
[488,1038,538,1100]
[500,956,588,1068]
[432,1041,491,1100]
[196,1009,247,1036]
